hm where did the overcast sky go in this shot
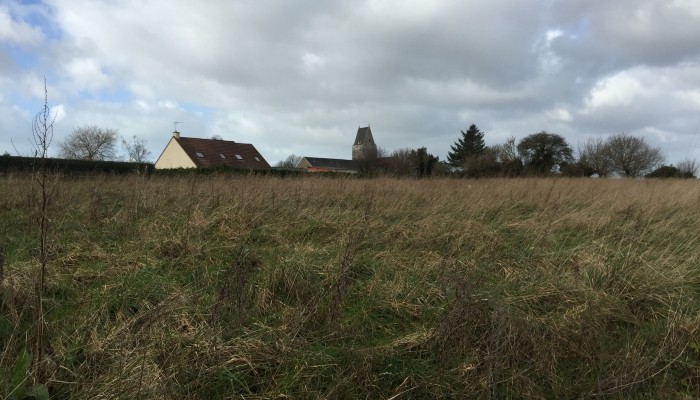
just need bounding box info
[2,0,700,165]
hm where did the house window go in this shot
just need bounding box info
[235,154,243,160]
[219,154,226,159]
[254,157,260,161]
[196,152,205,158]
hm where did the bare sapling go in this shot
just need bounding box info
[31,77,57,383]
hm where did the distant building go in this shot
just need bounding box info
[352,126,378,161]
[154,131,271,169]
[297,126,378,173]
[296,157,357,173]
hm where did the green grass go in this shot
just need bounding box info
[1,174,699,398]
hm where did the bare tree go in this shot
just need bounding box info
[31,77,56,383]
[491,136,523,176]
[59,125,118,160]
[578,137,612,177]
[676,158,698,178]
[461,149,501,178]
[122,135,151,163]
[274,154,303,168]
[605,133,664,177]
[355,146,387,177]
[491,137,518,163]
[385,148,414,177]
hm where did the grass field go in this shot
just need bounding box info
[1,174,699,398]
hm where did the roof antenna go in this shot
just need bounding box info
[173,121,183,139]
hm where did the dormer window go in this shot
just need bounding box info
[219,154,226,159]
[235,154,243,160]
[196,152,205,158]
[254,157,260,161]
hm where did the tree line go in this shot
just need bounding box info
[11,123,696,179]
[369,125,697,178]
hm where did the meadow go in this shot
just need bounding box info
[1,174,699,399]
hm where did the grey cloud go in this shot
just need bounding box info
[2,0,700,164]
[549,1,700,76]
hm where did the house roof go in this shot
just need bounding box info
[301,157,357,171]
[175,137,271,169]
[354,126,374,145]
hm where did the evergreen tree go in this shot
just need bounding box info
[409,147,439,178]
[447,124,486,168]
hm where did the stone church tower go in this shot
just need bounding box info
[352,126,378,161]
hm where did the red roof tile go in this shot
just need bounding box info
[176,137,270,169]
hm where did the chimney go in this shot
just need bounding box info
[173,130,180,139]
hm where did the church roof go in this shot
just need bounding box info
[301,157,357,171]
[354,126,374,145]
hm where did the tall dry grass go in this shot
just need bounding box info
[0,174,699,398]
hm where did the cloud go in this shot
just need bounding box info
[51,103,65,122]
[1,0,699,165]
[301,51,326,73]
[0,4,44,45]
[157,100,179,110]
[62,57,111,91]
[578,65,700,131]
[550,1,700,74]
[547,107,573,123]
[584,72,645,109]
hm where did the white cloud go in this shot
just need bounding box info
[674,90,700,110]
[546,29,564,44]
[63,58,111,91]
[671,0,700,17]
[301,51,326,73]
[0,5,43,45]
[22,73,50,100]
[584,72,645,110]
[157,100,179,110]
[537,29,565,74]
[134,99,151,112]
[51,104,66,122]
[547,107,572,123]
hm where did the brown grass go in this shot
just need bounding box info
[0,174,699,398]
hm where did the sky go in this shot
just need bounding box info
[2,0,700,166]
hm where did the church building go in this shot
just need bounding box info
[352,126,378,161]
[296,126,378,173]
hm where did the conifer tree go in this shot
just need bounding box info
[447,124,486,168]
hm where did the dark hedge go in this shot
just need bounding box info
[0,155,353,179]
[0,155,153,176]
